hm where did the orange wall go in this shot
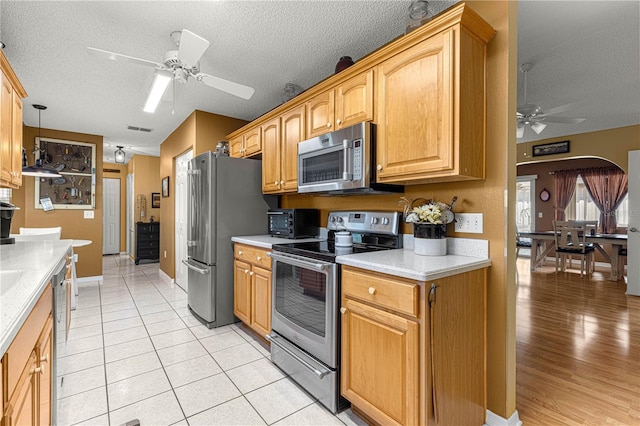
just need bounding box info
[103,162,128,252]
[14,125,104,278]
[158,110,247,278]
[128,155,161,223]
[284,1,516,417]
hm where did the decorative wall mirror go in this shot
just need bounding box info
[34,137,96,210]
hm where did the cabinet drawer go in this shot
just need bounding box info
[342,266,419,318]
[5,283,52,399]
[234,243,271,269]
[137,240,159,249]
[137,233,159,242]
[137,248,159,258]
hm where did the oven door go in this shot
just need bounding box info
[269,251,339,368]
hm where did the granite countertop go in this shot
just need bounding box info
[0,240,71,356]
[336,248,491,281]
[231,235,325,249]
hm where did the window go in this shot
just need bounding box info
[565,176,629,227]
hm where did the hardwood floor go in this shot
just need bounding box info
[516,259,640,425]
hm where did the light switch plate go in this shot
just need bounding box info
[84,210,94,219]
[454,213,483,233]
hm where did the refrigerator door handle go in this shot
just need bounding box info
[182,259,210,275]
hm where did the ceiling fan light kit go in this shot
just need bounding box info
[144,69,173,113]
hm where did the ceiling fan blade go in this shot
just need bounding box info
[196,73,255,100]
[177,29,210,68]
[540,116,586,124]
[87,47,163,68]
[539,103,575,116]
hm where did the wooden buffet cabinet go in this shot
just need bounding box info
[340,265,487,426]
[227,3,495,191]
[1,285,54,426]
[0,50,27,189]
[233,243,273,338]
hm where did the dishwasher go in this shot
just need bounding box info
[51,256,67,426]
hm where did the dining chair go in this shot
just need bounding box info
[516,227,532,258]
[19,226,62,240]
[552,220,595,277]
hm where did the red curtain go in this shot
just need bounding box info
[582,168,628,233]
[553,170,579,221]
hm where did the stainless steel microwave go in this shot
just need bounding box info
[297,122,403,195]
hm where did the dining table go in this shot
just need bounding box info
[519,231,628,281]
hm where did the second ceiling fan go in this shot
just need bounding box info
[517,62,585,138]
[87,29,255,113]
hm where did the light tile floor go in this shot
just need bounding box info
[57,254,366,426]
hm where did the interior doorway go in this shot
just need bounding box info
[516,175,536,233]
[126,173,134,258]
[175,149,193,291]
[103,178,120,254]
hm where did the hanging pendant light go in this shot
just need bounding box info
[22,104,62,177]
[114,146,126,164]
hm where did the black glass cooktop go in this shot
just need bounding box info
[272,240,392,263]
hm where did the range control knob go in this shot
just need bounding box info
[371,217,380,225]
[382,217,390,225]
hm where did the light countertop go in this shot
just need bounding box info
[0,240,71,356]
[336,248,491,281]
[231,235,325,249]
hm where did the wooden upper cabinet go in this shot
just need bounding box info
[1,72,13,184]
[11,93,23,187]
[229,135,244,158]
[230,126,262,158]
[376,26,490,184]
[0,50,27,189]
[261,117,281,193]
[280,105,305,192]
[306,70,374,138]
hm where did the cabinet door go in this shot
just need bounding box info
[341,298,419,426]
[10,91,22,186]
[229,135,244,158]
[0,71,12,184]
[243,127,262,157]
[6,352,38,426]
[335,70,374,130]
[261,117,281,193]
[306,90,334,138]
[280,105,305,192]
[37,316,53,426]
[251,266,272,338]
[375,30,453,183]
[233,260,251,324]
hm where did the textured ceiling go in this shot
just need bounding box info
[1,1,639,163]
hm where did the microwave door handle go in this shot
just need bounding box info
[342,139,353,180]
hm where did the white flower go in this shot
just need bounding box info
[399,196,457,225]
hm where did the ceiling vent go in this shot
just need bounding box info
[127,125,153,132]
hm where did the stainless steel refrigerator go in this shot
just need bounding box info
[184,152,276,328]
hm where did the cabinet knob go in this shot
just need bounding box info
[376,164,382,171]
[249,271,254,276]
[340,307,346,314]
[327,122,332,128]
[40,354,49,364]
[275,181,279,186]
[244,269,249,274]
[256,256,262,261]
[336,118,341,125]
[280,180,284,185]
[31,366,44,375]
[368,287,376,295]
[238,250,244,255]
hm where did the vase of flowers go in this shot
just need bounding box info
[399,196,457,256]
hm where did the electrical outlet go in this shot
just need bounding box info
[73,254,78,262]
[454,213,483,233]
[538,212,543,218]
[84,210,94,219]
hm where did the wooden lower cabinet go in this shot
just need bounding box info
[341,266,487,426]
[233,243,272,338]
[2,285,53,426]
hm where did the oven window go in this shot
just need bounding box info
[274,263,326,337]
[301,150,344,184]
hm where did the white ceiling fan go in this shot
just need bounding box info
[87,29,255,113]
[517,62,585,139]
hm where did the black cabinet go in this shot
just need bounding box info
[135,222,160,265]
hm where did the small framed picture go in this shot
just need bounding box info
[152,193,160,208]
[161,176,170,197]
[532,140,570,157]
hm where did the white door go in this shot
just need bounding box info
[126,173,134,257]
[627,150,639,296]
[103,178,120,254]
[175,149,193,291]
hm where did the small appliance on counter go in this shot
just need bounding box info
[268,208,319,239]
[0,201,19,245]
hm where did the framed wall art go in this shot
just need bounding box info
[162,176,170,197]
[152,192,160,208]
[532,140,570,157]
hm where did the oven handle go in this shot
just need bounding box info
[268,251,331,273]
[266,334,331,379]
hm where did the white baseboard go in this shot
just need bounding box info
[159,268,175,285]
[77,275,104,283]
[485,410,522,426]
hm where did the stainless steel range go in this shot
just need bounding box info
[267,210,402,413]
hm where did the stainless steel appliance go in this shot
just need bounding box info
[268,208,319,239]
[0,201,19,245]
[185,152,276,328]
[51,256,67,425]
[297,122,403,195]
[267,210,402,413]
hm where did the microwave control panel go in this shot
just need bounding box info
[353,139,363,180]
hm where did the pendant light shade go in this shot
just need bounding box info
[22,105,62,177]
[114,146,126,164]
